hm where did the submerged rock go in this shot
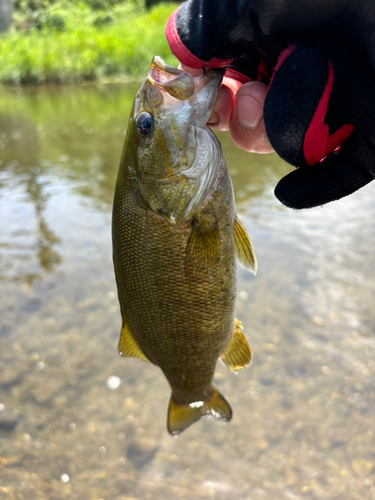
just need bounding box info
[126,437,158,467]
[0,407,19,432]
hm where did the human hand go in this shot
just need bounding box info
[167,0,375,209]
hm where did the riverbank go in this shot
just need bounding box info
[0,1,178,86]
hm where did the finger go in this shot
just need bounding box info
[178,63,203,77]
[275,133,375,208]
[207,83,235,131]
[207,76,244,130]
[222,76,243,93]
[230,81,274,154]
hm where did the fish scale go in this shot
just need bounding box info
[114,167,235,371]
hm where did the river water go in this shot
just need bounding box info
[0,84,374,500]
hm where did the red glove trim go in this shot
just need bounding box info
[225,60,270,85]
[325,124,355,157]
[165,8,234,69]
[267,45,297,91]
[257,58,271,85]
[303,62,354,165]
[225,69,252,84]
[274,46,297,73]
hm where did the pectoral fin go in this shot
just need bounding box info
[185,215,220,271]
[234,216,257,274]
[220,319,252,372]
[167,385,232,435]
[118,322,149,363]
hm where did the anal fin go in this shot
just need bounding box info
[220,319,252,372]
[167,385,232,435]
[118,323,149,363]
[234,215,257,274]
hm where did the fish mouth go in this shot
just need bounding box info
[148,56,224,101]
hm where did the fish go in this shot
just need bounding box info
[112,56,257,435]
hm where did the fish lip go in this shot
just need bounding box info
[147,56,224,101]
[194,67,225,89]
[190,68,225,112]
[150,56,184,77]
[148,56,195,100]
[189,68,224,128]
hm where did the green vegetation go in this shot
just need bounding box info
[0,0,179,85]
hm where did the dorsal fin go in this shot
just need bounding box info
[233,215,257,274]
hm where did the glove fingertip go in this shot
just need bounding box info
[275,157,342,209]
[275,149,374,209]
[275,174,319,209]
[165,6,234,69]
[165,7,204,69]
[275,159,342,209]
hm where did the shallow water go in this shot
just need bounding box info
[0,84,374,500]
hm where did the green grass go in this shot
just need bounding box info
[0,2,179,85]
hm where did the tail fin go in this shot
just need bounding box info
[167,385,232,435]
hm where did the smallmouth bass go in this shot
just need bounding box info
[112,56,257,435]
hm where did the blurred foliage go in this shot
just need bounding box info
[145,0,178,8]
[0,1,178,85]
[11,0,143,31]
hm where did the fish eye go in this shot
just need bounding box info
[136,112,153,136]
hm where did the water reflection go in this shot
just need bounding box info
[0,84,374,500]
[0,116,61,281]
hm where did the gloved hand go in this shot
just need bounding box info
[165,0,375,209]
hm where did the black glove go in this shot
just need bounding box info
[166,0,375,208]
